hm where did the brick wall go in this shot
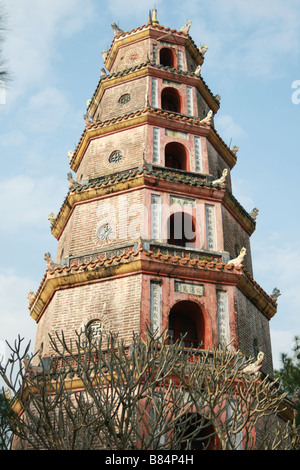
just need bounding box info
[34,274,143,357]
[94,76,148,122]
[56,189,146,263]
[235,288,274,377]
[221,205,253,274]
[206,141,232,191]
[110,38,150,74]
[76,125,147,181]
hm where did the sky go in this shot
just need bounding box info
[0,0,300,370]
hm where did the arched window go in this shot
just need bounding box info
[161,87,181,113]
[179,415,216,450]
[168,301,204,348]
[165,142,188,170]
[86,320,105,341]
[167,212,196,248]
[159,47,175,68]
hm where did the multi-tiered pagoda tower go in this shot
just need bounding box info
[29,11,278,378]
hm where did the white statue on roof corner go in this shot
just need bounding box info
[249,207,259,220]
[198,44,208,55]
[44,252,56,271]
[101,50,108,62]
[194,64,201,76]
[48,212,56,228]
[227,247,247,268]
[179,20,192,34]
[241,351,264,377]
[270,288,281,302]
[231,145,239,156]
[200,109,213,126]
[212,168,228,186]
[111,22,124,36]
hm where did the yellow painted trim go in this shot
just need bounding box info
[30,259,143,322]
[30,249,276,324]
[52,175,146,239]
[237,274,276,319]
[105,29,152,71]
[70,114,148,172]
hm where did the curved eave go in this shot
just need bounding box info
[104,24,204,72]
[70,108,235,174]
[29,246,276,324]
[88,63,219,122]
[51,169,255,241]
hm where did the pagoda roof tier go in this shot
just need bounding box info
[51,165,256,241]
[70,105,236,173]
[103,22,205,73]
[28,242,277,323]
[87,61,220,121]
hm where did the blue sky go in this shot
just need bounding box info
[0,0,300,370]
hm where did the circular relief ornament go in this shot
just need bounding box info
[108,150,123,164]
[97,223,113,241]
[119,93,131,105]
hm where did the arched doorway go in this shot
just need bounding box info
[165,142,188,170]
[161,87,181,113]
[179,415,216,450]
[168,300,204,348]
[159,47,175,68]
[167,211,196,248]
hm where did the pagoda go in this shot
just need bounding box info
[28,10,279,380]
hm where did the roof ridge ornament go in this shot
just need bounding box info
[111,22,124,37]
[152,8,159,25]
[179,20,192,34]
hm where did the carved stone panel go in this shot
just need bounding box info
[175,281,204,296]
[151,194,161,240]
[205,204,217,251]
[217,290,230,348]
[150,281,162,335]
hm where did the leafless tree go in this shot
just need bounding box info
[0,329,299,450]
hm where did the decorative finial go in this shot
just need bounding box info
[152,8,159,25]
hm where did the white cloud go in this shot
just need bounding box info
[185,0,300,80]
[0,269,37,350]
[22,86,71,133]
[107,0,163,20]
[251,236,300,369]
[214,114,247,144]
[0,174,66,233]
[271,329,297,370]
[2,0,95,103]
